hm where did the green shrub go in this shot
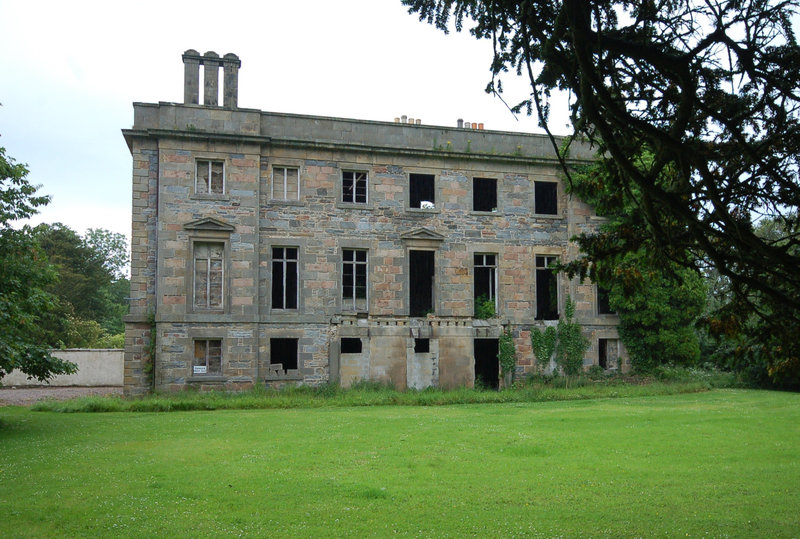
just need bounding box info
[474,295,496,319]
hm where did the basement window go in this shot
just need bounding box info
[534,181,558,215]
[414,338,430,353]
[341,338,363,354]
[409,173,435,209]
[270,338,298,371]
[342,171,368,204]
[196,159,224,194]
[473,178,497,212]
[193,339,222,375]
[535,255,559,321]
[272,166,299,201]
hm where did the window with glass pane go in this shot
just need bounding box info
[342,171,368,204]
[193,339,221,375]
[196,160,224,194]
[272,247,298,310]
[342,249,368,311]
[272,166,299,200]
[194,242,224,309]
[474,254,497,304]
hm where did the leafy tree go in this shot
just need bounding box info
[404,0,800,385]
[84,228,129,280]
[0,145,76,381]
[566,153,707,370]
[607,254,706,370]
[32,223,129,345]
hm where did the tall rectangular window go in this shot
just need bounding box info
[272,247,298,310]
[597,286,615,314]
[342,171,368,204]
[194,242,224,310]
[193,339,222,375]
[473,177,497,212]
[534,181,558,215]
[196,160,224,194]
[410,173,435,208]
[535,255,559,320]
[272,166,299,201]
[342,249,368,311]
[410,250,435,316]
[474,254,497,308]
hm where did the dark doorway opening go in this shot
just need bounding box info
[474,339,499,389]
[410,250,434,316]
[599,338,609,369]
[414,338,430,353]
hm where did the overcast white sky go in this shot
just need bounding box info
[0,0,570,242]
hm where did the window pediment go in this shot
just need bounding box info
[183,217,235,232]
[401,227,445,242]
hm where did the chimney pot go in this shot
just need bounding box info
[457,118,464,128]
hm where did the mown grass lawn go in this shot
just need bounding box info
[1,389,798,537]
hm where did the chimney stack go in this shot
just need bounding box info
[182,49,240,109]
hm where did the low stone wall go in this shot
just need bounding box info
[1,349,124,387]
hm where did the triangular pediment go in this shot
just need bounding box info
[401,227,445,241]
[183,217,235,232]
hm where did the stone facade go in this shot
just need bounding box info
[122,50,628,395]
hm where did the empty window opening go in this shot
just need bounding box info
[272,247,298,310]
[196,160,224,194]
[410,173,435,208]
[194,242,224,310]
[534,181,558,215]
[474,339,499,390]
[270,338,298,371]
[341,338,363,354]
[597,286,615,314]
[410,250,435,317]
[342,171,368,204]
[272,166,299,200]
[193,339,222,375]
[599,338,620,369]
[414,338,430,353]
[342,249,368,312]
[473,177,497,212]
[535,255,559,321]
[474,254,497,314]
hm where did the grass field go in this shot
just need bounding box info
[1,389,798,537]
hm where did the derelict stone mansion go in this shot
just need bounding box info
[122,50,627,395]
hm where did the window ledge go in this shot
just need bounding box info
[336,202,373,211]
[190,194,229,201]
[268,199,304,206]
[470,210,501,216]
[187,376,226,383]
[406,207,440,214]
[532,213,563,219]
